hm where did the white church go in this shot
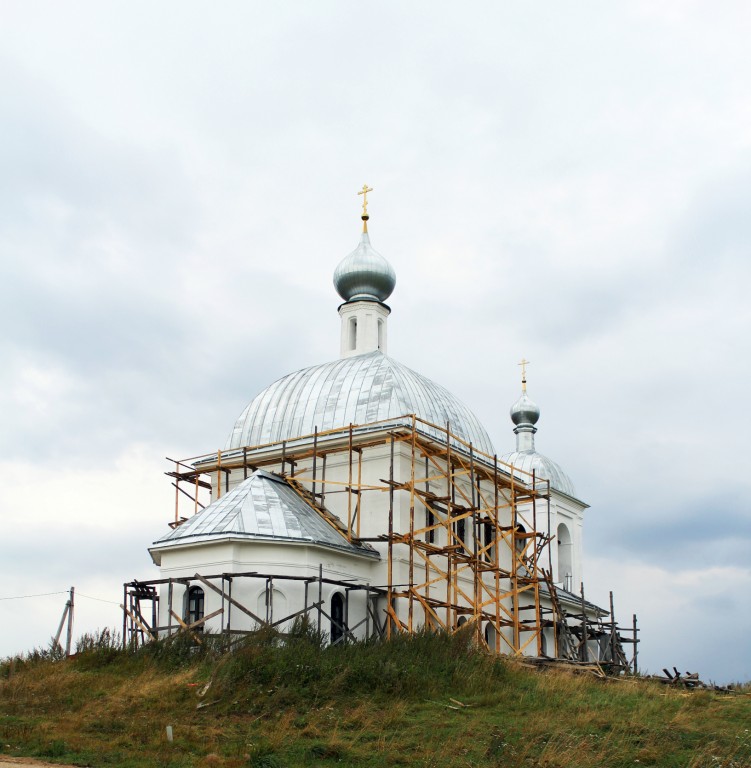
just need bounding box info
[126,188,631,665]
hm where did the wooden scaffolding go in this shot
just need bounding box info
[136,414,638,669]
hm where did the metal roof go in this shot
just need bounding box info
[498,450,576,498]
[333,230,396,303]
[151,470,378,559]
[226,350,495,456]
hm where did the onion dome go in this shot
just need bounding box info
[333,231,396,303]
[500,362,576,497]
[226,350,495,456]
[510,392,540,427]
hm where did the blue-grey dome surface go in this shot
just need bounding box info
[498,450,576,497]
[333,231,396,303]
[510,392,540,426]
[226,351,495,455]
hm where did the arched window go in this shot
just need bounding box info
[557,522,573,588]
[514,523,528,576]
[186,586,205,630]
[484,622,496,650]
[377,319,383,350]
[348,317,358,351]
[331,593,345,645]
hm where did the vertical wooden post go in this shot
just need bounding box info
[347,424,353,541]
[312,427,318,502]
[220,577,226,635]
[445,421,452,631]
[424,455,431,625]
[174,461,180,523]
[387,434,395,640]
[122,583,128,649]
[344,588,350,644]
[469,444,480,642]
[356,447,363,538]
[365,585,371,640]
[408,417,416,632]
[493,456,501,653]
[320,455,327,509]
[633,614,638,674]
[317,565,323,636]
[511,484,520,653]
[167,580,174,638]
[580,582,588,662]
[531,473,542,656]
[227,577,233,635]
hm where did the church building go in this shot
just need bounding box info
[127,188,628,664]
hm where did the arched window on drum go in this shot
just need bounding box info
[557,522,573,591]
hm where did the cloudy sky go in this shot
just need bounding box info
[1,1,749,682]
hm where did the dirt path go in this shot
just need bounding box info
[0,759,81,767]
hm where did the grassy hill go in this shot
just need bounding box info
[1,628,749,768]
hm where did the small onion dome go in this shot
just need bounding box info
[510,392,540,427]
[334,231,396,303]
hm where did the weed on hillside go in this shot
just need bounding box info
[1,625,749,768]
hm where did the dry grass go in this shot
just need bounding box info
[1,631,749,767]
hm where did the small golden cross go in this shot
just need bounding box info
[358,184,373,218]
[518,358,530,392]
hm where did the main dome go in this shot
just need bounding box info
[226,350,495,455]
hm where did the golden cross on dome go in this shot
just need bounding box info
[358,184,373,231]
[518,358,530,393]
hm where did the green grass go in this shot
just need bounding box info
[0,626,749,767]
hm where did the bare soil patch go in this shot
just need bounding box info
[0,759,80,768]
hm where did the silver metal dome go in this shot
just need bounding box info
[333,231,396,303]
[510,392,540,426]
[226,351,495,455]
[498,450,576,498]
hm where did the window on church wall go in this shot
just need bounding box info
[348,317,358,351]
[426,507,436,544]
[331,592,345,645]
[482,521,494,562]
[377,319,383,350]
[557,522,573,587]
[484,622,496,650]
[186,586,205,631]
[514,523,528,576]
[455,515,466,548]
